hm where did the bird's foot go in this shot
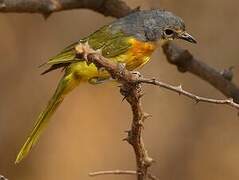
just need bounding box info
[88,77,110,85]
[131,70,141,77]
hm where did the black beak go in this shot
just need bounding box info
[178,32,197,44]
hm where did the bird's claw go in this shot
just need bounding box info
[131,71,142,78]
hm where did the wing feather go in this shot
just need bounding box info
[40,25,133,74]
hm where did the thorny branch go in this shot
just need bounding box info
[138,78,239,110]
[75,42,239,180]
[86,52,153,180]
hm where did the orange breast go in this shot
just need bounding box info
[129,38,157,55]
[118,38,157,70]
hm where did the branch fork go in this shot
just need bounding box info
[75,44,155,180]
[75,42,239,180]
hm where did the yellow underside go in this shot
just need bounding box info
[68,38,157,82]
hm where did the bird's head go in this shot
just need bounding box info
[143,10,197,44]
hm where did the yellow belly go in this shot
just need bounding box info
[68,38,157,81]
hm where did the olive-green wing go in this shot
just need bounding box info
[41,25,133,74]
[88,26,133,58]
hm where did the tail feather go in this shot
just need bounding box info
[41,63,69,75]
[15,73,79,164]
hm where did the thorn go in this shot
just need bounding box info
[151,77,156,83]
[228,98,234,103]
[194,97,200,104]
[139,93,145,99]
[138,120,144,128]
[137,170,143,176]
[122,137,129,142]
[143,113,152,121]
[124,129,131,133]
[121,96,127,102]
[177,85,183,95]
[144,156,154,166]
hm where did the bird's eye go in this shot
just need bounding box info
[164,29,174,36]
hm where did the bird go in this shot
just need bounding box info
[15,9,196,163]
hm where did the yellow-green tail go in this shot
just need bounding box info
[15,73,80,164]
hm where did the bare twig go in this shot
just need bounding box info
[162,43,239,103]
[89,170,158,180]
[138,78,239,110]
[89,170,137,176]
[0,0,132,18]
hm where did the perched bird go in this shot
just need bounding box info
[15,9,196,163]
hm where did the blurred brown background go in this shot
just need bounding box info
[1,0,239,179]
